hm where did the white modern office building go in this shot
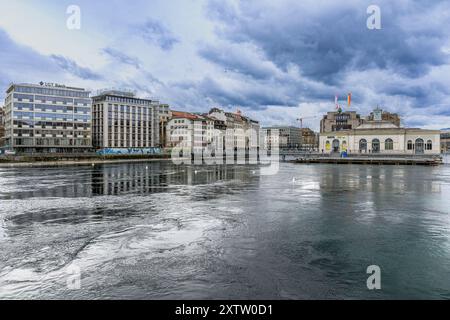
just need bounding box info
[3,82,92,153]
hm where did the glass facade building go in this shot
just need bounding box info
[3,83,92,153]
[91,90,160,149]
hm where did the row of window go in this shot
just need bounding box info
[101,96,152,105]
[12,120,90,129]
[407,139,433,150]
[13,112,91,121]
[14,86,89,98]
[14,93,90,105]
[358,138,394,151]
[14,103,90,113]
[327,138,434,152]
[106,105,151,114]
[358,138,433,151]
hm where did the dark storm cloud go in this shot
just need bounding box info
[173,76,300,109]
[198,0,450,122]
[206,0,449,83]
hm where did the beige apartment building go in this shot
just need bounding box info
[208,108,260,150]
[91,90,162,149]
[167,111,214,152]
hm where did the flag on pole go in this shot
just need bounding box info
[335,95,339,110]
[347,93,352,107]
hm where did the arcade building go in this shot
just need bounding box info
[319,109,441,155]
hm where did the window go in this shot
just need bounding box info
[359,139,367,152]
[372,139,380,153]
[407,140,413,150]
[385,138,393,150]
[415,138,424,154]
[426,140,433,150]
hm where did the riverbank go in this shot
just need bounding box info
[0,155,173,168]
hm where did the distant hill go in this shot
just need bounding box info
[441,128,450,131]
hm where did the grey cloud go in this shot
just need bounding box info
[101,47,141,69]
[198,0,450,122]
[50,55,102,80]
[207,0,449,83]
[135,19,179,51]
[198,43,280,79]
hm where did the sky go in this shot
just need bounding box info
[0,0,449,130]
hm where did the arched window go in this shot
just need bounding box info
[426,140,433,150]
[359,139,367,153]
[372,139,380,153]
[407,140,413,150]
[415,138,424,154]
[385,138,394,150]
[332,139,340,153]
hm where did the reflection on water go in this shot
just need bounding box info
[0,162,449,299]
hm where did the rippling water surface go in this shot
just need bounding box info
[0,162,449,299]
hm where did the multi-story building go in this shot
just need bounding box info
[167,111,214,153]
[0,106,4,124]
[208,108,260,150]
[319,109,440,155]
[262,126,301,149]
[156,103,171,147]
[0,106,5,147]
[441,131,450,153]
[91,90,161,150]
[366,107,401,127]
[3,82,92,153]
[320,111,362,133]
[301,128,318,150]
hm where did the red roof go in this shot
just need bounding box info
[171,111,198,120]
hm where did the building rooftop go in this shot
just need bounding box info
[262,126,300,129]
[171,111,201,120]
[8,82,88,92]
[356,121,400,130]
[93,89,137,98]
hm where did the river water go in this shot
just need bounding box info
[0,162,449,299]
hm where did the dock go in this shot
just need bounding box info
[289,154,443,166]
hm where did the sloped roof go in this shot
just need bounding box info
[171,111,198,120]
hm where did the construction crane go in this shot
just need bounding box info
[296,115,321,129]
